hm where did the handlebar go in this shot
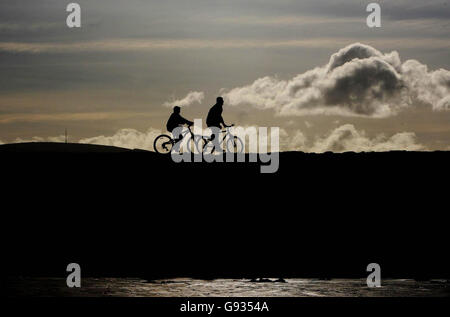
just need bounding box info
[220,124,235,133]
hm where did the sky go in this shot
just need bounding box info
[0,0,449,152]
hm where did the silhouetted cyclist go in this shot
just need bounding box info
[166,106,193,144]
[206,97,231,152]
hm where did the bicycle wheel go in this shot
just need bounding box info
[202,140,214,154]
[195,137,207,154]
[187,135,205,154]
[203,138,225,154]
[181,135,199,154]
[227,136,244,153]
[153,134,174,154]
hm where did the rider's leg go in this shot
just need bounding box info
[209,126,222,153]
[172,127,183,152]
[209,133,215,153]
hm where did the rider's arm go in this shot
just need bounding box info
[220,116,229,128]
[180,115,193,126]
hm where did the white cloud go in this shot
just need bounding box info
[213,124,423,152]
[223,43,450,117]
[163,91,204,108]
[210,125,299,153]
[2,124,425,153]
[12,135,66,143]
[4,128,162,151]
[79,128,162,151]
[284,124,425,153]
[401,60,450,111]
[286,130,308,151]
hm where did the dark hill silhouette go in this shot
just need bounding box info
[2,142,449,280]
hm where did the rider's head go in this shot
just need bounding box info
[216,97,224,106]
[173,106,181,114]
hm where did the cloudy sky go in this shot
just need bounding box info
[0,0,449,151]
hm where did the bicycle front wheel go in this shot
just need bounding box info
[227,136,244,153]
[154,134,174,154]
[182,135,202,154]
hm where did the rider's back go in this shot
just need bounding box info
[166,113,184,132]
[206,103,223,127]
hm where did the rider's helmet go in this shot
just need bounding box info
[217,97,224,105]
[173,106,181,114]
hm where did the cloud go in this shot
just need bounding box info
[401,60,450,111]
[206,124,423,152]
[3,128,162,151]
[3,123,424,153]
[0,22,61,32]
[284,124,425,153]
[12,135,66,143]
[1,38,449,54]
[280,130,308,151]
[79,128,162,151]
[0,112,148,124]
[214,15,362,26]
[163,91,205,108]
[223,43,450,117]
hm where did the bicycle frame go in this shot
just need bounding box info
[156,124,242,155]
[203,126,236,147]
[173,125,195,142]
[154,125,200,154]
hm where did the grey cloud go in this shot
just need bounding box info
[2,38,449,55]
[224,43,450,117]
[0,22,61,32]
[379,0,450,21]
[2,0,448,43]
[327,44,401,71]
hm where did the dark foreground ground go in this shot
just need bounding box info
[1,142,449,290]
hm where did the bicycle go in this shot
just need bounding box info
[199,124,244,154]
[153,125,202,154]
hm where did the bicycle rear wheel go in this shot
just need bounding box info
[153,134,174,154]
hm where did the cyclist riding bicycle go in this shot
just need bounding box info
[166,106,193,144]
[154,102,241,155]
[206,97,231,152]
